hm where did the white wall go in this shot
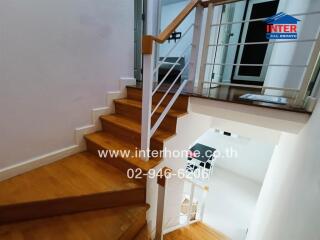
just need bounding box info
[190,97,309,134]
[247,101,320,240]
[264,0,320,93]
[204,167,261,240]
[0,0,134,169]
[147,0,160,35]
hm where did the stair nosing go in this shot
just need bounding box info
[100,114,175,142]
[114,98,187,118]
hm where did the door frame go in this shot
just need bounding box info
[232,0,278,83]
[134,0,146,82]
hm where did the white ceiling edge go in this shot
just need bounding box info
[161,0,188,6]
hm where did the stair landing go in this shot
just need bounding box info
[0,152,145,224]
[0,205,147,240]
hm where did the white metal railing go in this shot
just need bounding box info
[152,43,192,96]
[210,10,320,27]
[141,5,204,159]
[205,63,308,67]
[202,81,300,92]
[153,24,194,75]
[152,64,189,116]
[208,38,316,47]
[198,4,320,108]
[141,1,320,159]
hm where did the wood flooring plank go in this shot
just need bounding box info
[0,205,147,240]
[164,222,230,240]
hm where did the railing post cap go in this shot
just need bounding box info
[157,167,173,187]
[142,35,154,55]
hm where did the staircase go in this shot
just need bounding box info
[0,86,188,239]
[1,0,317,238]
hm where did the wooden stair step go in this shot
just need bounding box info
[0,204,147,240]
[114,98,187,133]
[0,152,145,224]
[126,86,189,112]
[85,131,162,174]
[100,114,175,150]
[114,98,187,118]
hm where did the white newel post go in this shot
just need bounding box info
[155,183,166,240]
[141,45,154,161]
[187,5,204,93]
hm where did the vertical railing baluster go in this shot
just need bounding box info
[198,3,214,94]
[187,182,195,224]
[187,5,204,93]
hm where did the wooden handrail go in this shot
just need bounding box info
[156,0,201,43]
[142,0,201,54]
[142,0,242,54]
